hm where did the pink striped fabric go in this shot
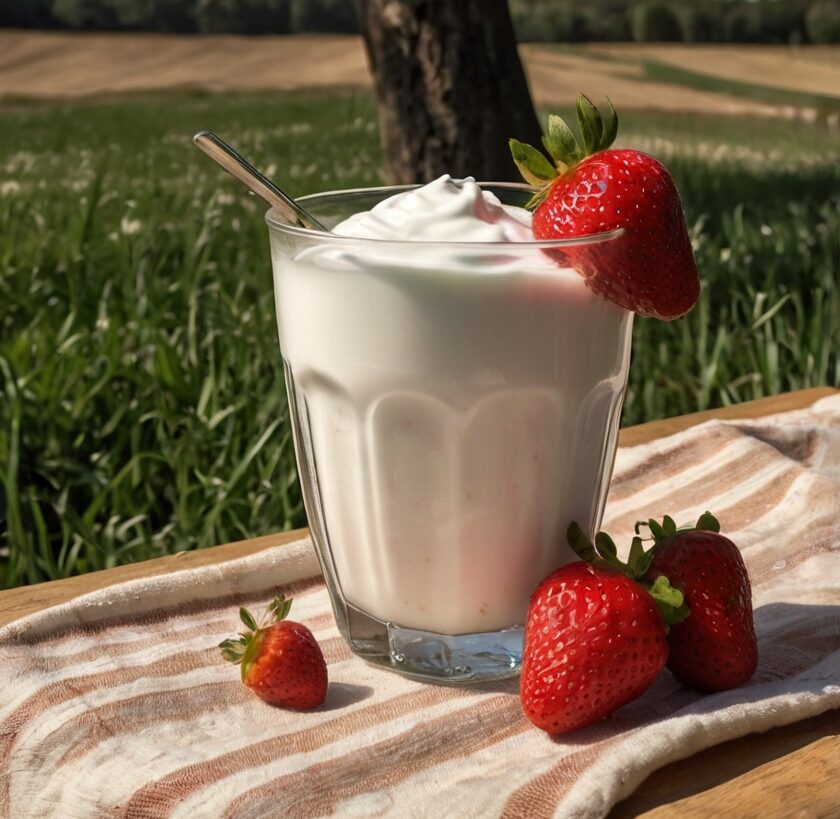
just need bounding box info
[1,394,839,818]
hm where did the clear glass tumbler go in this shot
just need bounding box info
[267,183,633,683]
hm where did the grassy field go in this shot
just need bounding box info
[636,58,840,112]
[1,89,838,588]
[539,44,840,114]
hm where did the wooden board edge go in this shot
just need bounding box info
[0,528,308,627]
[611,710,840,818]
[618,387,837,448]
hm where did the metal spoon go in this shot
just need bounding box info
[192,130,328,232]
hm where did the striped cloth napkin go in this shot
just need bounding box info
[2,394,839,818]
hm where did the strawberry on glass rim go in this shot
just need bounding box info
[509,94,700,320]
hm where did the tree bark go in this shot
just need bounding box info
[356,0,543,184]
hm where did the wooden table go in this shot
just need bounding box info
[1,387,837,817]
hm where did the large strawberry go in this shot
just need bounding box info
[509,94,699,320]
[220,596,328,709]
[642,512,758,691]
[520,524,687,734]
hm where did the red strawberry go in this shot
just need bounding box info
[520,525,687,734]
[643,512,758,692]
[510,94,699,320]
[220,596,328,709]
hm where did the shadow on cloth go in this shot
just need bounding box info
[552,601,840,747]
[319,682,375,711]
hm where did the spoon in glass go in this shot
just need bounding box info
[192,130,328,232]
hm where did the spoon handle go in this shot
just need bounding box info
[192,130,327,232]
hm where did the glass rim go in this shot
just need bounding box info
[264,182,624,249]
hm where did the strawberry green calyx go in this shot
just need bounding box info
[635,511,721,542]
[219,595,294,678]
[567,522,689,626]
[509,94,619,209]
[645,576,689,626]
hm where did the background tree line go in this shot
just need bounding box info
[511,0,839,45]
[0,0,357,34]
[0,0,838,43]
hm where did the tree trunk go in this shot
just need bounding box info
[356,0,543,184]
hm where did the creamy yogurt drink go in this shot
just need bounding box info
[267,177,633,681]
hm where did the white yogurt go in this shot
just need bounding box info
[271,177,632,635]
[332,174,534,243]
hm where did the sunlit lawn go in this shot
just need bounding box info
[0,89,837,586]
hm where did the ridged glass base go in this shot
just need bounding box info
[344,601,523,683]
[282,358,526,684]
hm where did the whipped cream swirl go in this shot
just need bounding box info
[332,175,534,243]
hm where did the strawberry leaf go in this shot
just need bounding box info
[646,575,690,626]
[662,515,677,537]
[509,96,623,189]
[567,522,599,563]
[594,532,624,571]
[697,511,721,532]
[599,97,618,151]
[595,532,617,559]
[219,637,247,664]
[628,536,644,573]
[270,595,293,622]
[595,532,628,574]
[509,139,558,188]
[636,546,657,578]
[541,137,571,174]
[239,607,258,632]
[545,114,580,165]
[525,189,549,210]
[648,519,665,541]
[576,94,602,156]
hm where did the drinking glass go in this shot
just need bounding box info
[267,183,633,683]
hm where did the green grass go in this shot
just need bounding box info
[1,90,838,587]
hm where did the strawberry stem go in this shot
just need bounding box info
[240,607,258,632]
[646,576,689,626]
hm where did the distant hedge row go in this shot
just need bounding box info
[0,0,358,34]
[1,0,839,43]
[511,0,840,45]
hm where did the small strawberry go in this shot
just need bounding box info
[520,524,687,734]
[220,596,328,709]
[509,94,699,320]
[642,512,758,692]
